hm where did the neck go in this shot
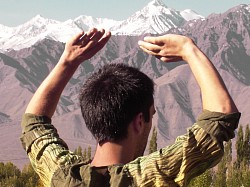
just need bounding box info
[91,140,136,167]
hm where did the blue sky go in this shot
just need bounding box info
[1,0,250,27]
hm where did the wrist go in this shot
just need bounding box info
[58,54,81,70]
[181,40,201,63]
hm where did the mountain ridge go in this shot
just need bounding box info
[0,0,203,51]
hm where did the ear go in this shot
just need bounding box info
[132,112,145,135]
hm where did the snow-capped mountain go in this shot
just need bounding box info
[180,9,204,21]
[0,15,120,52]
[111,0,204,35]
[74,15,121,30]
[0,0,203,51]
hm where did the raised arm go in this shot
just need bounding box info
[135,34,240,187]
[25,28,111,118]
[138,34,238,114]
[21,29,111,186]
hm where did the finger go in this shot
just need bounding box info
[77,33,89,46]
[144,36,164,45]
[138,40,162,53]
[71,31,85,45]
[156,56,183,62]
[138,45,159,56]
[76,28,99,46]
[84,29,106,49]
[94,31,111,50]
[73,28,99,46]
[79,31,111,60]
[89,31,111,52]
[86,28,98,38]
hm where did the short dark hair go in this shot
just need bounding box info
[79,63,154,143]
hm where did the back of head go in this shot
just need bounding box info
[79,63,154,144]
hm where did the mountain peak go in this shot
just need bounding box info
[26,14,59,26]
[147,0,166,7]
[34,14,44,19]
[30,14,45,22]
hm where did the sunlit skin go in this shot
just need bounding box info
[135,104,156,158]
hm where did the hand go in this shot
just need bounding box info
[138,34,194,62]
[60,28,111,66]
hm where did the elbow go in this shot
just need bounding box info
[216,101,239,114]
[204,99,239,114]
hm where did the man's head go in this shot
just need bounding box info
[79,63,154,145]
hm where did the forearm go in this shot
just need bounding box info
[25,59,79,118]
[25,29,111,118]
[183,42,238,113]
[138,34,238,113]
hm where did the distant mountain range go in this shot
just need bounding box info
[0,0,203,51]
[0,0,249,169]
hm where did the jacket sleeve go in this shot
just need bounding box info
[20,113,82,187]
[125,110,241,187]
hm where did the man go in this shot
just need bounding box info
[21,28,240,186]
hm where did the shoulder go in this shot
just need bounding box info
[51,161,90,186]
[51,162,134,186]
[195,110,241,142]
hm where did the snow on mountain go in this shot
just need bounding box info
[12,15,60,36]
[0,0,203,51]
[0,24,13,52]
[247,4,250,11]
[0,15,82,51]
[74,15,121,30]
[0,24,12,38]
[111,0,180,34]
[110,0,203,35]
[180,9,204,21]
[0,15,119,51]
